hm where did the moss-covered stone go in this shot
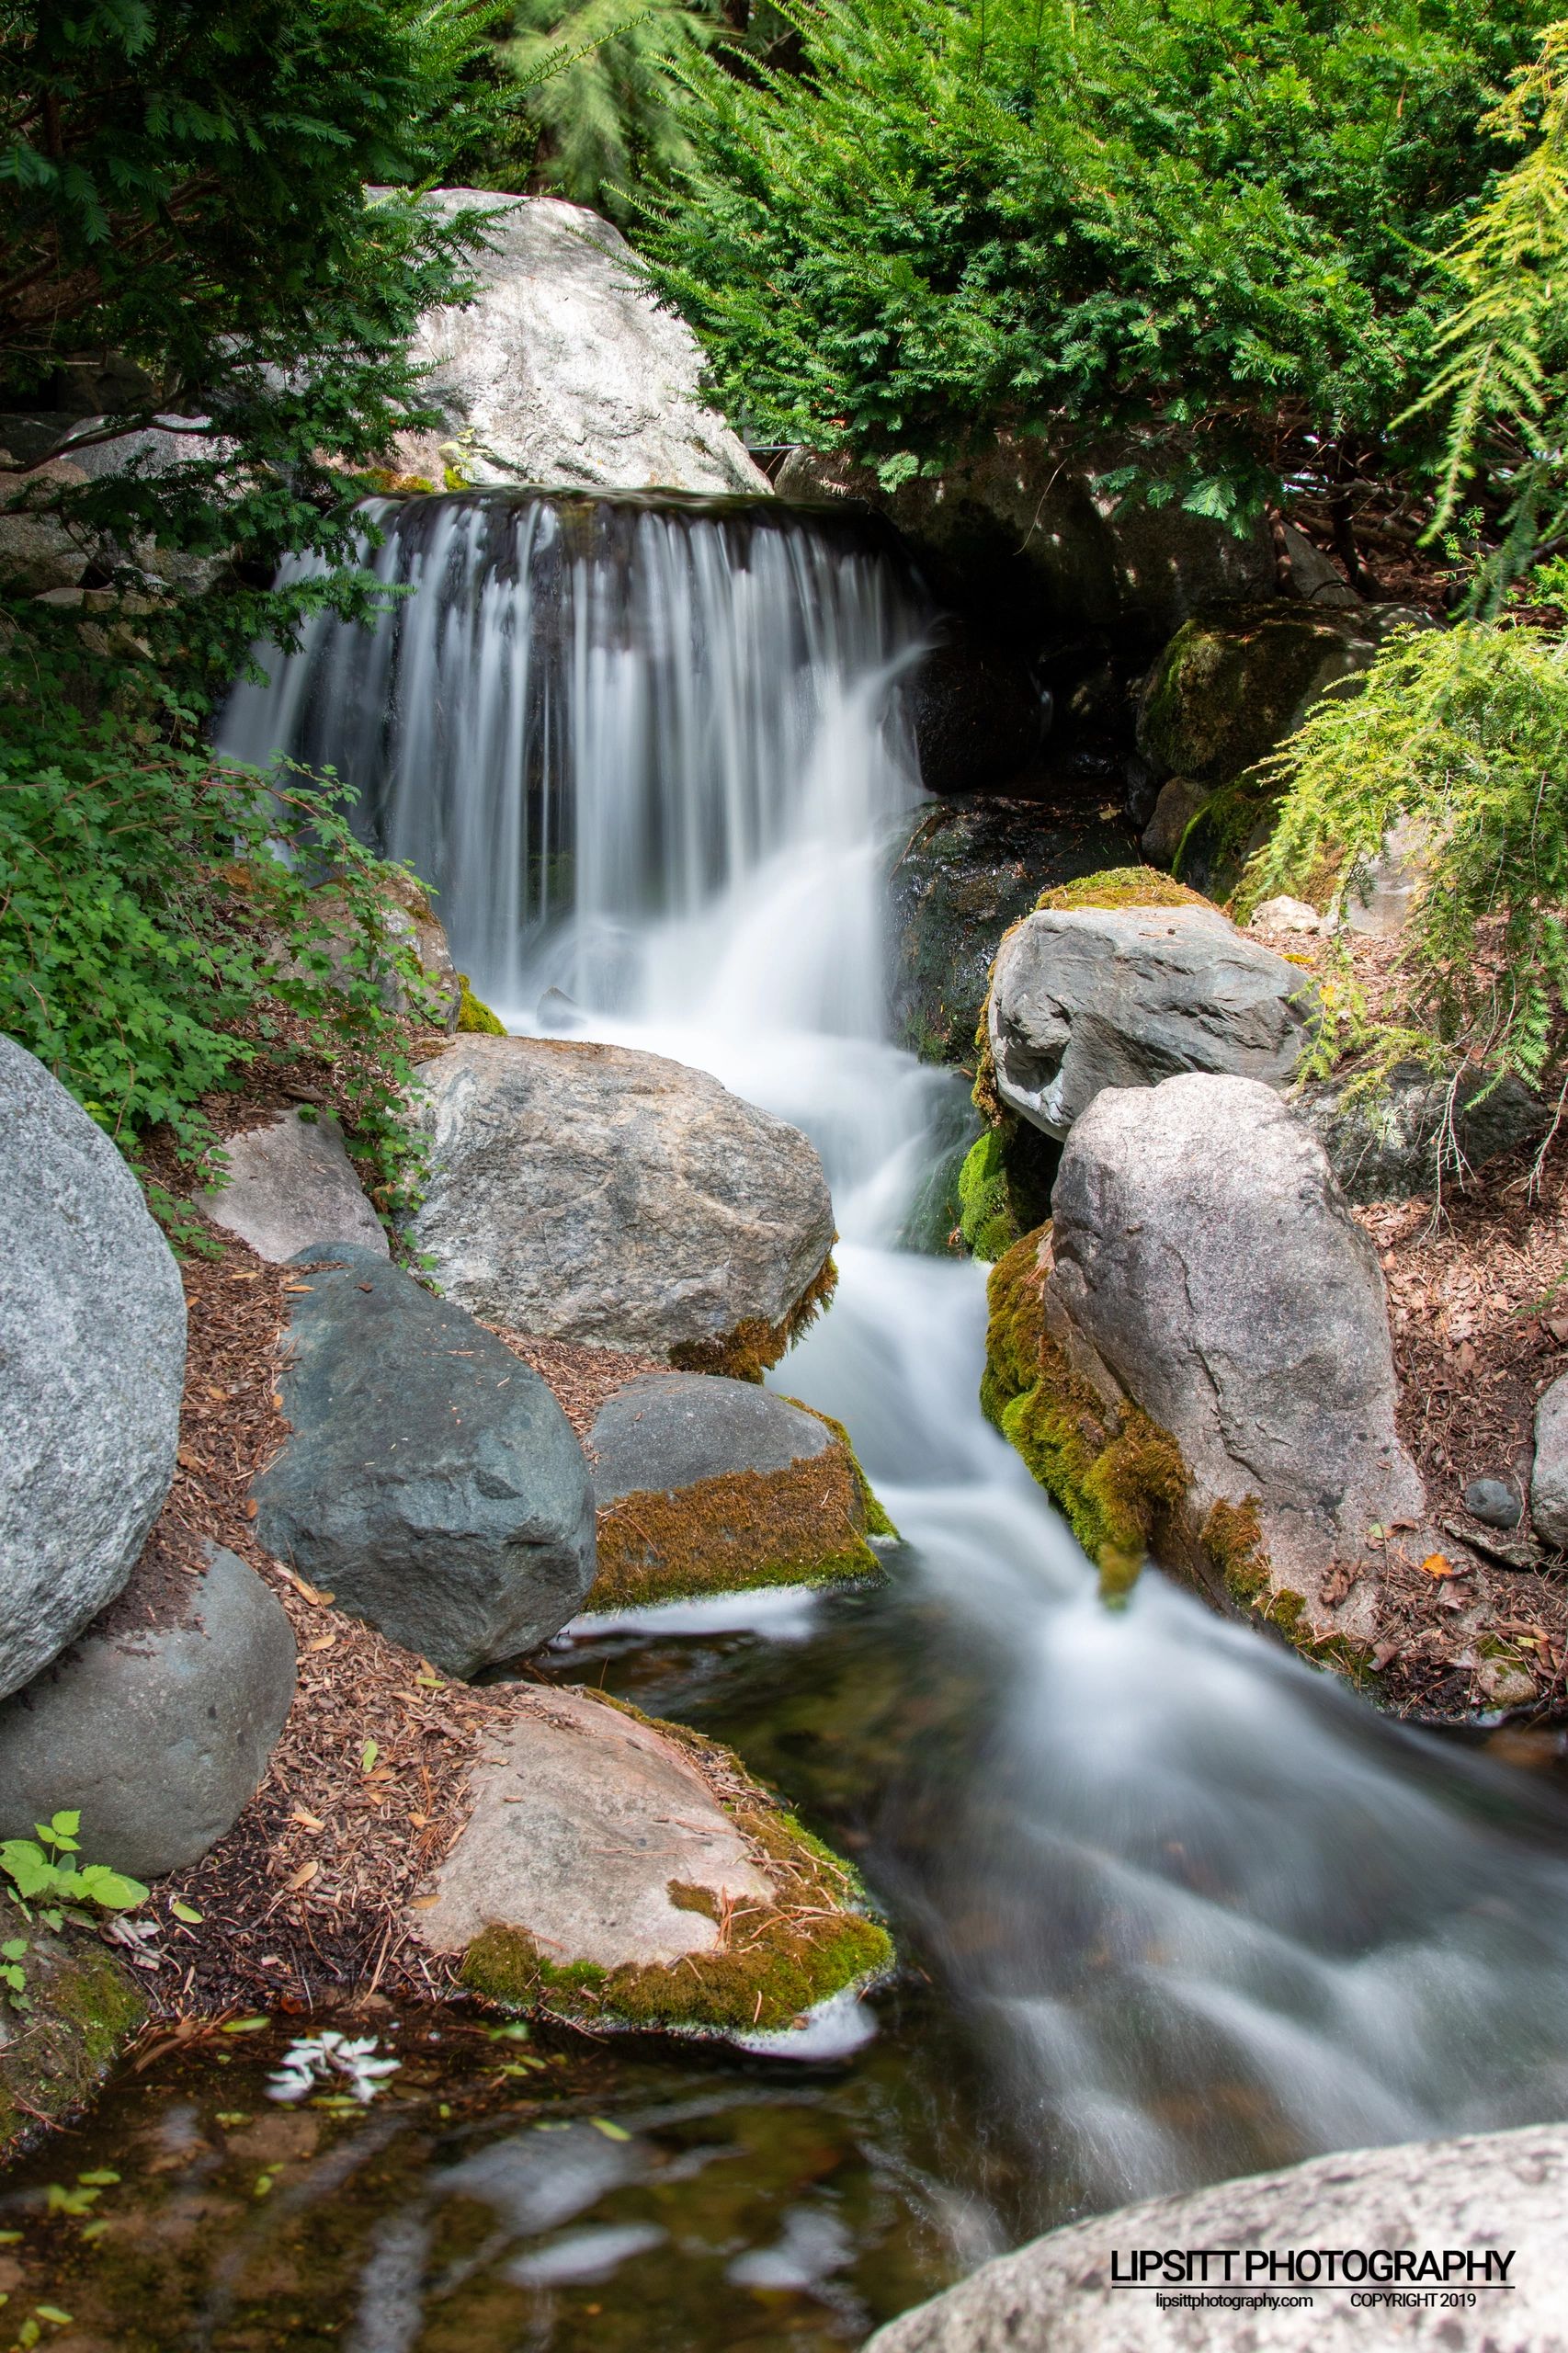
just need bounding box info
[0,1898,146,2164]
[458,1710,893,2035]
[455,974,506,1034]
[669,1251,837,1381]
[1033,866,1213,915]
[1138,603,1382,787]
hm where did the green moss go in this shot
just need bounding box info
[957,1129,1019,1259]
[1140,606,1362,787]
[670,1251,838,1381]
[785,1401,900,1540]
[456,973,506,1034]
[1033,866,1213,915]
[459,1743,893,2034]
[0,1900,146,2164]
[593,1442,885,1610]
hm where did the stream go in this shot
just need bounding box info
[16,489,1568,2347]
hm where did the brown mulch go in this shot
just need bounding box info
[487,1326,665,1448]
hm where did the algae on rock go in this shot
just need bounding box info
[0,1897,145,2163]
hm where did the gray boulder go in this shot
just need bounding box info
[865,2122,1568,2353]
[1294,1062,1547,1204]
[0,1543,295,1879]
[1047,1074,1426,1631]
[253,1243,595,1676]
[391,192,767,495]
[1138,775,1209,870]
[987,903,1314,1139]
[1531,1376,1568,1551]
[0,1035,187,1699]
[410,1037,836,1371]
[197,1108,389,1263]
[592,1373,836,1507]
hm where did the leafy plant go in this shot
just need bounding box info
[0,1813,148,1919]
[1244,620,1568,1090]
[505,0,723,217]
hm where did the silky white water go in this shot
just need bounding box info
[222,488,1568,2216]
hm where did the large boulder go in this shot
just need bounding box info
[884,801,1136,1068]
[903,639,1046,795]
[0,1543,296,1879]
[391,192,767,495]
[196,1108,389,1263]
[778,436,1275,640]
[588,1372,889,1609]
[865,2122,1568,2353]
[984,1074,1427,1642]
[986,892,1315,1140]
[253,1243,595,1677]
[0,1035,187,1699]
[413,1684,892,2037]
[410,1037,837,1374]
[1295,1063,1548,1205]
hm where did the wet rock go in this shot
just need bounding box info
[410,1037,835,1373]
[391,193,766,495]
[1020,1073,1427,1634]
[987,900,1314,1140]
[411,1684,892,2036]
[883,800,1136,1068]
[777,434,1275,638]
[1464,1476,1522,1531]
[1138,774,1209,870]
[904,640,1045,795]
[253,1244,595,1677]
[864,2121,1568,2353]
[0,1034,186,1700]
[0,1543,296,1879]
[1292,1063,1547,1204]
[0,1895,145,2164]
[196,1108,388,1263]
[588,1373,887,1608]
[1531,1377,1568,1551]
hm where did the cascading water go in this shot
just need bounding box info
[212,488,1568,2310]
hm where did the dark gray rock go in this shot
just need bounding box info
[988,902,1315,1138]
[1464,1476,1522,1530]
[883,800,1136,1067]
[254,1244,595,1676]
[904,641,1045,795]
[1532,1376,1568,1552]
[1139,774,1209,870]
[0,1034,187,1700]
[865,2122,1568,2353]
[197,1108,389,1263]
[1293,1063,1547,1204]
[0,1543,295,1878]
[590,1374,834,1509]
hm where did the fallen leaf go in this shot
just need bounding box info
[360,1739,379,1774]
[290,1807,325,1832]
[306,1634,337,1654]
[285,1859,319,1893]
[408,1893,441,1911]
[589,2117,631,2142]
[243,1499,258,1519]
[291,1574,335,1607]
[1422,1553,1460,1579]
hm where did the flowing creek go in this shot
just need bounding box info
[19,490,1568,2347]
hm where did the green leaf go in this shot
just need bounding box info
[1,1939,27,1961]
[360,1738,379,1773]
[589,2117,631,2142]
[73,1864,150,1913]
[222,2016,271,2033]
[170,1901,204,1925]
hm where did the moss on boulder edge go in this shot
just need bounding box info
[668,1249,838,1381]
[0,1898,146,2164]
[980,1227,1370,1675]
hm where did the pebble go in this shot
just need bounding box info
[1464,1475,1523,1530]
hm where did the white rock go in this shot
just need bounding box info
[197,1108,388,1263]
[391,192,767,495]
[1531,1375,1568,1550]
[1250,894,1324,933]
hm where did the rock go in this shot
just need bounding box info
[1531,1377,1568,1551]
[777,434,1275,639]
[1343,813,1432,938]
[1278,519,1361,609]
[276,869,462,1030]
[904,639,1046,794]
[410,1037,836,1373]
[391,192,767,495]
[1293,1063,1547,1204]
[0,460,90,596]
[986,900,1314,1140]
[411,1684,892,2035]
[0,1035,187,1701]
[984,1074,1427,1640]
[253,1243,595,1677]
[0,1895,145,2165]
[1136,602,1400,785]
[883,800,1137,1068]
[1464,1476,1523,1530]
[0,1543,296,1879]
[1250,892,1324,933]
[1138,775,1209,870]
[378,870,463,1028]
[196,1109,389,1264]
[863,2122,1568,2353]
[588,1373,888,1609]
[1479,1658,1540,1710]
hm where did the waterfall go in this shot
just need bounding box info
[219,490,926,1039]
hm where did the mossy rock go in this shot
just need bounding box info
[668,1251,837,1382]
[957,1125,1058,1260]
[1137,602,1383,788]
[456,973,506,1034]
[0,1897,146,2164]
[1033,865,1214,916]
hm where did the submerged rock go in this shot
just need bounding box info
[0,1542,296,1879]
[196,1108,388,1263]
[410,1036,836,1374]
[986,891,1314,1140]
[410,1684,892,2036]
[0,1034,186,1700]
[391,192,766,495]
[587,1372,891,1609]
[1294,1062,1547,1204]
[865,2121,1568,2352]
[0,1895,145,2164]
[984,1074,1428,1650]
[253,1244,595,1677]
